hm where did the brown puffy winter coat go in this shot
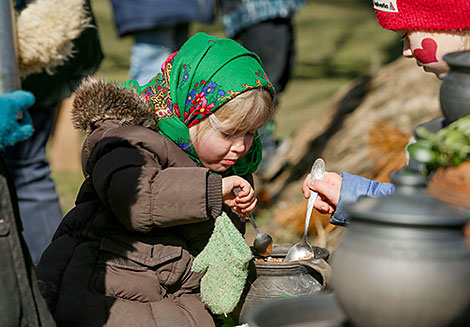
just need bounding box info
[35,78,248,327]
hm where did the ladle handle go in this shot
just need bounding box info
[232,187,259,233]
[246,212,260,234]
[303,191,317,239]
[302,159,325,240]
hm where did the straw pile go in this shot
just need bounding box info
[265,57,442,252]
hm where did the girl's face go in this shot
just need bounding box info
[399,30,467,79]
[189,125,256,172]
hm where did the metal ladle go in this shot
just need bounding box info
[285,158,325,261]
[233,188,273,256]
[246,211,273,256]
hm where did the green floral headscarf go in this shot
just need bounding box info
[123,32,275,175]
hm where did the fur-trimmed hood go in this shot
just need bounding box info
[72,76,158,134]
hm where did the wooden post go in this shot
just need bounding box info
[0,0,20,93]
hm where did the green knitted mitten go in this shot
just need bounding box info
[192,212,252,315]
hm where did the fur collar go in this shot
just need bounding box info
[72,76,158,134]
[17,0,90,76]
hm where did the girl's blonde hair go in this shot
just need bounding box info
[192,88,274,140]
[463,29,470,50]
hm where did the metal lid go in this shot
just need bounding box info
[443,50,470,73]
[344,170,469,226]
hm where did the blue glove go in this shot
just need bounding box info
[0,90,35,149]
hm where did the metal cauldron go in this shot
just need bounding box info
[237,244,331,322]
[331,171,470,327]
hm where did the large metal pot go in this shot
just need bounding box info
[331,171,470,327]
[237,244,331,322]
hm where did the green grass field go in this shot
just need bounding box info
[53,0,401,219]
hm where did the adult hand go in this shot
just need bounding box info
[302,171,342,214]
[0,90,35,149]
[221,176,257,214]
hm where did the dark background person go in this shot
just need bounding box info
[218,0,306,177]
[109,0,215,84]
[2,0,103,264]
[0,90,56,327]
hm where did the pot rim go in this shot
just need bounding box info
[251,243,330,262]
[443,50,470,72]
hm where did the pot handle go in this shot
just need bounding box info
[298,258,332,291]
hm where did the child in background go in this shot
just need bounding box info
[302,0,470,226]
[35,32,275,326]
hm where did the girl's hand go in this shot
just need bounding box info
[222,176,257,214]
[301,172,342,214]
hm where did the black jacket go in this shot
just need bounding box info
[0,155,56,327]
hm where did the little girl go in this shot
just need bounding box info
[303,0,470,225]
[35,32,275,326]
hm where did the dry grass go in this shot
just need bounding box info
[367,121,410,182]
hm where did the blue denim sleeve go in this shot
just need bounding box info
[330,172,395,226]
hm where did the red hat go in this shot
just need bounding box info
[373,0,470,31]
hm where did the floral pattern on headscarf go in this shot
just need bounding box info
[122,32,275,175]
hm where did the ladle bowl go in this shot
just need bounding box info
[232,187,274,256]
[248,212,273,256]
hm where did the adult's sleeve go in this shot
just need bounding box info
[330,172,395,226]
